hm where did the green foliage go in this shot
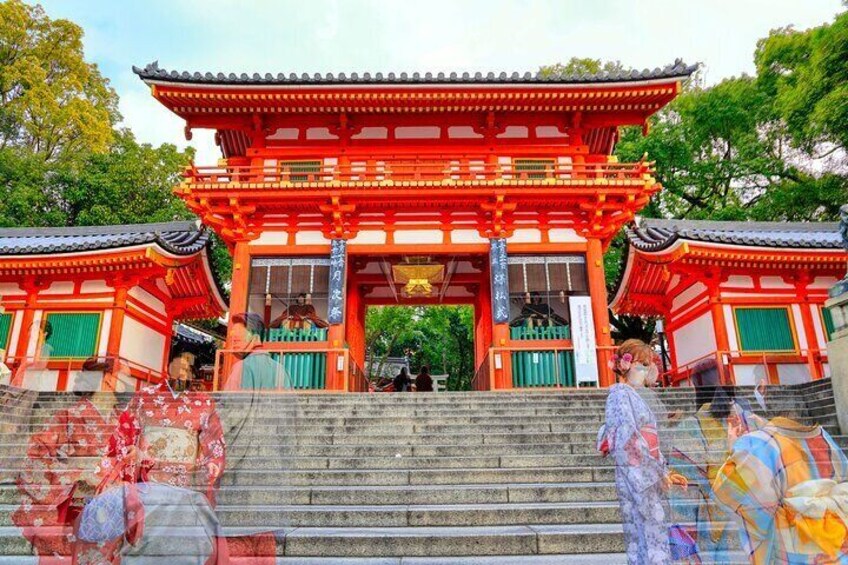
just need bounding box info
[756,15,848,154]
[538,57,627,78]
[0,0,118,164]
[58,130,194,226]
[365,305,474,390]
[0,1,234,288]
[543,11,848,345]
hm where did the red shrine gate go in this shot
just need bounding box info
[136,61,696,391]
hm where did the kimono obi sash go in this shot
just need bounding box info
[142,426,198,464]
[782,479,848,558]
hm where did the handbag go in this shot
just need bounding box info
[77,486,126,543]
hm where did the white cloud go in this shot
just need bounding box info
[36,0,846,164]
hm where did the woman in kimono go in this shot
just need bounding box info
[712,415,848,564]
[603,339,687,565]
[75,348,226,564]
[13,370,120,562]
[668,386,767,564]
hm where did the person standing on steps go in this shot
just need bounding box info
[393,366,412,392]
[601,339,688,565]
[415,365,433,392]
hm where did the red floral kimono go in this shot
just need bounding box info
[13,395,119,562]
[73,382,226,564]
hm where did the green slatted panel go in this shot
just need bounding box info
[0,313,11,351]
[266,327,328,389]
[822,308,837,341]
[511,350,575,387]
[735,308,795,352]
[284,160,322,183]
[510,325,571,340]
[44,313,100,358]
[513,158,554,180]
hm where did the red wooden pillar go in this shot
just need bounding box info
[103,283,130,391]
[586,238,613,387]
[11,280,43,387]
[793,276,823,380]
[706,275,733,384]
[345,278,366,370]
[223,240,252,386]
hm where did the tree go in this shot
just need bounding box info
[0,0,118,165]
[756,14,848,155]
[57,130,193,226]
[538,57,627,78]
[364,305,475,390]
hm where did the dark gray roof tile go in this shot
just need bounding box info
[0,221,210,256]
[627,218,842,252]
[134,60,699,86]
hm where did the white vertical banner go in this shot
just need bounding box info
[569,296,599,385]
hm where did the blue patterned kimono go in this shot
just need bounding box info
[604,383,672,565]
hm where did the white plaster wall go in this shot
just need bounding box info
[128,287,165,317]
[97,310,112,357]
[394,230,442,244]
[733,365,759,386]
[548,229,585,243]
[114,373,138,393]
[811,276,839,289]
[791,304,807,350]
[26,310,44,357]
[295,231,329,245]
[250,231,289,246]
[7,313,23,357]
[81,280,111,293]
[777,364,811,385]
[508,229,542,244]
[672,311,717,366]
[0,283,23,297]
[760,276,793,289]
[672,282,707,313]
[811,304,828,349]
[65,371,103,392]
[40,282,75,295]
[723,276,754,288]
[119,316,167,371]
[722,305,739,351]
[451,230,488,244]
[21,369,58,391]
[823,362,831,378]
[348,231,387,245]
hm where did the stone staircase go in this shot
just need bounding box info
[0,379,842,564]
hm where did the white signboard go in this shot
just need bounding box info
[569,296,599,386]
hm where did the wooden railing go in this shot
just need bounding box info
[213,346,352,392]
[662,349,827,387]
[184,158,653,187]
[4,354,164,390]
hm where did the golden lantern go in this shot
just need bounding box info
[392,257,444,297]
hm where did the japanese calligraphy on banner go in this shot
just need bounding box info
[568,296,599,385]
[489,238,510,324]
[328,239,346,325]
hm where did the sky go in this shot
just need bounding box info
[33,0,847,164]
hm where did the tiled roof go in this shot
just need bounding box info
[0,221,210,256]
[133,60,698,86]
[626,218,843,252]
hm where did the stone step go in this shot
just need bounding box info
[0,500,662,527]
[0,482,619,506]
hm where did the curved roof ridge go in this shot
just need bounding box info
[0,220,208,256]
[133,60,699,86]
[628,216,842,252]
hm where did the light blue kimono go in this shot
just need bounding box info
[604,383,672,565]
